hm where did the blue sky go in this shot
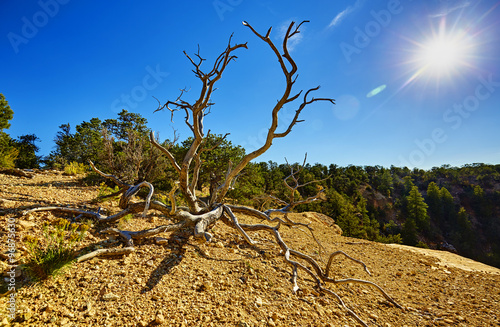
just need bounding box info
[1,0,499,169]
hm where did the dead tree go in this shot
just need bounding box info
[23,21,402,326]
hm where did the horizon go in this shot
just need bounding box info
[2,1,500,170]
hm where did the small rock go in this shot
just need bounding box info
[18,220,36,230]
[238,322,249,327]
[146,260,155,267]
[135,278,143,284]
[268,318,276,326]
[255,297,263,307]
[369,313,378,320]
[0,199,16,208]
[155,237,168,245]
[42,304,53,313]
[155,314,165,324]
[102,293,119,301]
[20,307,32,321]
[215,241,224,248]
[201,281,213,291]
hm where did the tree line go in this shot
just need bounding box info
[1,95,499,268]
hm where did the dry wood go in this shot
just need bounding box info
[23,21,400,326]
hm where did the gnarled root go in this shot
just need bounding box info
[221,204,402,326]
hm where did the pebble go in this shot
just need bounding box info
[18,220,36,230]
[102,293,119,301]
[43,304,53,313]
[155,237,168,245]
[155,313,165,324]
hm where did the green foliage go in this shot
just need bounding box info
[426,182,441,219]
[416,241,429,249]
[406,186,430,232]
[227,162,265,205]
[172,134,246,193]
[102,110,149,141]
[95,182,121,202]
[63,161,88,176]
[13,134,42,169]
[473,185,485,198]
[401,218,418,246]
[0,93,13,131]
[23,219,89,280]
[28,101,500,268]
[117,214,133,229]
[0,94,18,168]
[426,182,456,234]
[376,233,402,244]
[47,118,104,167]
[0,132,18,168]
[47,110,172,186]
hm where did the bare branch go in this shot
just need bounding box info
[89,160,131,189]
[214,21,334,202]
[149,131,181,174]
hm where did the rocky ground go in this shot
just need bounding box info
[0,170,499,326]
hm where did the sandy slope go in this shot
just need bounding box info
[386,244,500,275]
[1,171,499,326]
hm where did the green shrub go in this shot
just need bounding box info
[93,182,121,203]
[376,233,403,244]
[117,214,133,229]
[416,241,429,249]
[23,218,89,280]
[63,161,88,175]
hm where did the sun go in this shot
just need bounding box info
[419,35,467,74]
[416,29,471,77]
[401,18,476,88]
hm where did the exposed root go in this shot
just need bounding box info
[76,247,135,263]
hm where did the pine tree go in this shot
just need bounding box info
[407,186,430,232]
[402,218,418,246]
[0,94,13,130]
[426,182,441,221]
[0,93,18,168]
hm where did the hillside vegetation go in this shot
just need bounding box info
[1,171,499,326]
[2,108,499,268]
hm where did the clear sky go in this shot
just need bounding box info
[1,0,500,169]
